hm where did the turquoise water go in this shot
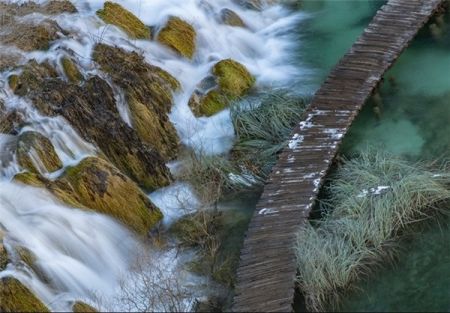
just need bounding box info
[295,1,450,312]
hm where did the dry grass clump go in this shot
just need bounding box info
[295,151,450,312]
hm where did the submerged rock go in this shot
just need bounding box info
[157,16,197,59]
[97,1,151,39]
[93,44,180,160]
[16,131,63,174]
[13,60,171,190]
[0,277,50,312]
[189,59,255,117]
[220,8,246,27]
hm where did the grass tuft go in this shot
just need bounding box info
[295,151,450,312]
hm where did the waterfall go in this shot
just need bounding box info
[0,0,306,311]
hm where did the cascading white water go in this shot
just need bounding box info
[0,0,307,311]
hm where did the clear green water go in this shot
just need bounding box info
[298,1,450,312]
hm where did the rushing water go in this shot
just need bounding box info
[0,0,307,311]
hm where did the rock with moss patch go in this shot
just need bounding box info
[0,21,60,51]
[93,44,180,160]
[73,301,98,312]
[61,157,163,235]
[13,60,171,190]
[157,17,196,59]
[0,277,50,312]
[220,9,246,27]
[61,57,83,83]
[16,131,63,174]
[97,1,151,39]
[189,59,255,117]
[0,229,7,271]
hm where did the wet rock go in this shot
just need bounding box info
[93,44,180,160]
[0,228,7,271]
[14,157,164,235]
[10,61,58,99]
[0,277,50,312]
[220,8,246,27]
[189,59,255,117]
[96,1,151,39]
[13,60,171,190]
[0,21,61,51]
[0,52,22,72]
[0,0,77,16]
[0,102,25,135]
[232,0,263,11]
[73,302,97,312]
[61,57,83,83]
[16,131,63,174]
[157,16,197,59]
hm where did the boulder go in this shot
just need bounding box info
[16,131,63,174]
[220,8,246,27]
[0,277,49,312]
[73,302,97,312]
[0,21,60,51]
[13,60,171,190]
[97,2,151,39]
[61,57,83,83]
[0,0,77,16]
[14,157,164,235]
[189,59,255,117]
[157,17,196,59]
[93,44,180,160]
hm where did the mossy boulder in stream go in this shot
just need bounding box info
[96,1,151,39]
[61,57,83,83]
[61,157,163,235]
[189,59,255,117]
[93,44,180,160]
[73,302,98,312]
[220,9,246,27]
[0,277,50,312]
[13,60,171,190]
[14,157,164,235]
[16,131,63,174]
[0,21,60,51]
[157,17,197,59]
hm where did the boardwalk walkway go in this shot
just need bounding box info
[232,0,444,311]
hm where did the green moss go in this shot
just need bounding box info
[8,75,19,92]
[189,59,255,117]
[196,89,230,117]
[0,277,50,312]
[96,2,151,39]
[0,234,7,271]
[73,301,98,312]
[61,57,82,83]
[16,131,63,174]
[213,59,255,97]
[1,23,59,51]
[157,17,196,59]
[62,157,163,235]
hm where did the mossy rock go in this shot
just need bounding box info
[0,277,50,312]
[44,0,78,14]
[0,108,25,135]
[73,301,98,312]
[8,75,19,92]
[13,59,172,190]
[0,52,22,71]
[97,2,151,39]
[157,16,196,59]
[189,59,255,117]
[62,157,163,235]
[1,22,60,51]
[0,230,7,271]
[93,44,180,160]
[61,57,83,83]
[220,9,246,27]
[16,131,63,174]
[232,0,263,11]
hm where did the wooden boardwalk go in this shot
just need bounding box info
[232,0,444,311]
